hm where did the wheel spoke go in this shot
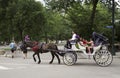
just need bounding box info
[63,52,77,66]
[93,49,113,67]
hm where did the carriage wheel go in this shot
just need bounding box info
[93,49,113,67]
[63,52,77,66]
[74,52,77,62]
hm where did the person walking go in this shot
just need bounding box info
[9,41,17,58]
[24,35,30,42]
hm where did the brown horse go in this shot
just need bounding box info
[20,41,63,64]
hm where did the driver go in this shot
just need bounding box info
[65,31,79,49]
[69,31,78,44]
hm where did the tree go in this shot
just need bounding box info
[0,0,46,42]
[43,9,71,43]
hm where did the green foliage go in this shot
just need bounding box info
[115,9,120,42]
[0,0,46,42]
[43,9,71,42]
[67,2,92,39]
[0,0,120,43]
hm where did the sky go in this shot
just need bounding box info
[115,0,120,8]
[35,0,45,5]
[35,0,120,8]
[35,0,120,3]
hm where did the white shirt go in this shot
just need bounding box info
[9,42,16,49]
[71,34,77,40]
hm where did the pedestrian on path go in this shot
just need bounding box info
[9,41,17,58]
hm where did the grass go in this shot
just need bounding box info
[0,48,11,51]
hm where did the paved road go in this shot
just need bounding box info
[0,46,120,78]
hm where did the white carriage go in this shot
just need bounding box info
[62,32,113,67]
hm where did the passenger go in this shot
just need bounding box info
[79,37,85,46]
[87,38,94,53]
[79,38,88,47]
[79,38,93,53]
[82,38,88,46]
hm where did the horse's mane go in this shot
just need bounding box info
[24,41,39,47]
[32,41,39,45]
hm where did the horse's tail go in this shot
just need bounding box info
[55,45,64,56]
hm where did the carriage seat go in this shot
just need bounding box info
[71,43,86,51]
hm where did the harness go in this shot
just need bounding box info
[32,43,44,53]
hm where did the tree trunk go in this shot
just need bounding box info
[89,0,99,34]
[17,24,24,41]
[45,32,48,43]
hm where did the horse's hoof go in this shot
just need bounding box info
[33,59,36,62]
[49,62,52,64]
[38,61,41,64]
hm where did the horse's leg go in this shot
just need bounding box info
[36,52,41,64]
[33,52,37,62]
[54,53,60,64]
[49,52,55,64]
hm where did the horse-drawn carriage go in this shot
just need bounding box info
[62,32,113,67]
[21,32,113,67]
